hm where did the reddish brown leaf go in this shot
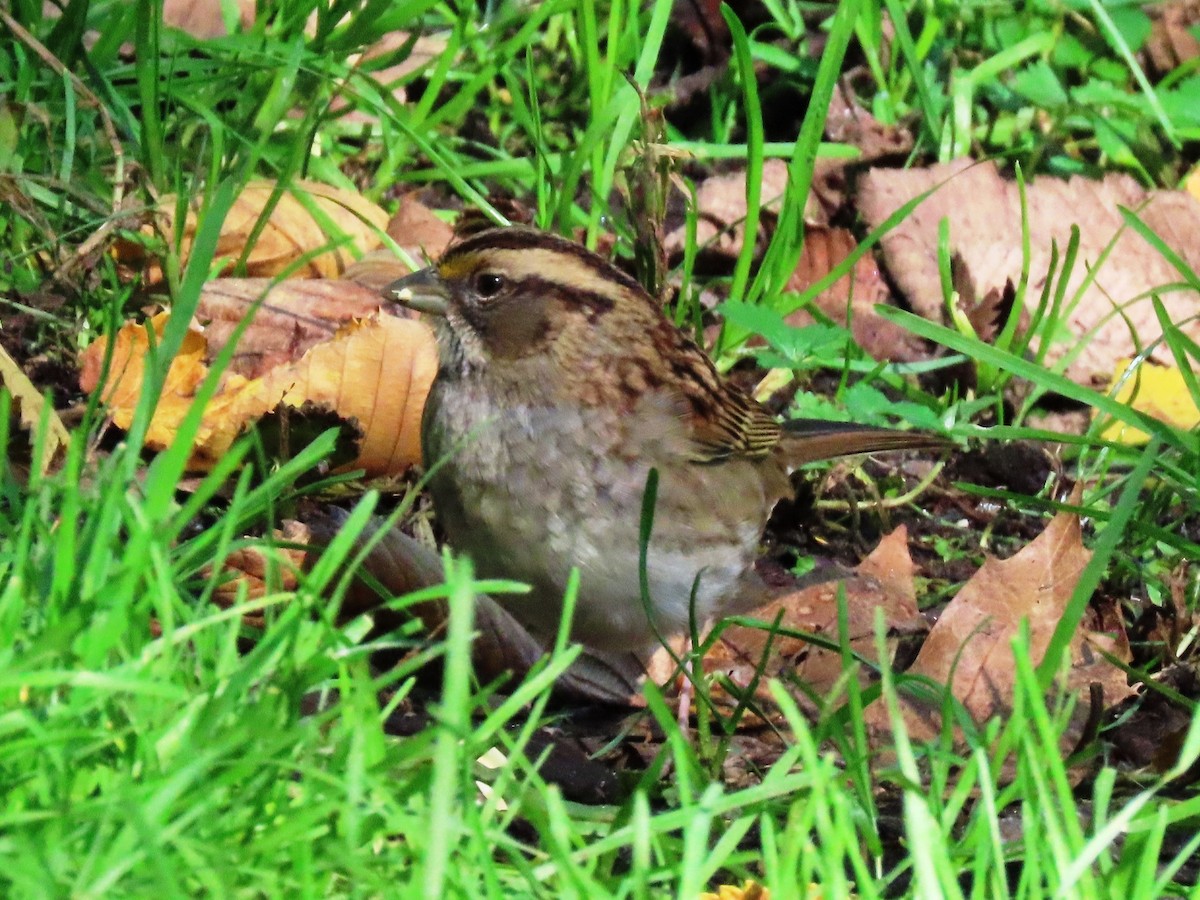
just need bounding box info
[785,225,927,362]
[654,528,927,716]
[196,277,399,379]
[1145,0,1200,74]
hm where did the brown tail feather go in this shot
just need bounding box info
[778,420,949,470]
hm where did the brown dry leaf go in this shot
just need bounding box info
[670,0,729,63]
[386,193,455,261]
[115,179,388,285]
[79,306,436,475]
[858,159,1200,385]
[0,340,70,473]
[342,195,455,292]
[1096,358,1200,444]
[208,520,311,626]
[785,225,927,362]
[331,33,448,121]
[162,0,256,38]
[663,159,791,258]
[674,528,927,714]
[825,82,913,163]
[867,506,1135,748]
[196,277,400,378]
[1145,0,1200,74]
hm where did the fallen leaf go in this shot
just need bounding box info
[251,314,437,474]
[663,528,927,716]
[341,195,455,292]
[824,83,913,163]
[663,159,791,259]
[330,33,447,121]
[162,0,256,38]
[79,306,436,475]
[858,159,1200,385]
[196,277,402,378]
[115,179,389,285]
[866,506,1136,750]
[1096,358,1200,444]
[0,341,70,474]
[785,225,927,362]
[78,311,223,453]
[700,881,771,900]
[1145,0,1200,74]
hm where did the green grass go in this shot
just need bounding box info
[2,0,1200,895]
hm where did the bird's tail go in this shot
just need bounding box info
[777,419,949,471]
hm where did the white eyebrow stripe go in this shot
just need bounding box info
[486,248,635,305]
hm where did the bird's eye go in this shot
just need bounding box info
[474,272,506,299]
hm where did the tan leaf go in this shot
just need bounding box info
[250,314,437,475]
[116,179,388,285]
[0,341,70,473]
[866,507,1135,750]
[858,159,1200,385]
[674,528,926,714]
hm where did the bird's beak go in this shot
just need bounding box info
[385,267,450,317]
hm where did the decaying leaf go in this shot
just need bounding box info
[0,341,70,473]
[646,528,927,715]
[342,195,455,293]
[1144,0,1200,74]
[858,159,1200,385]
[195,277,401,378]
[252,314,436,474]
[663,159,791,259]
[162,0,256,39]
[866,506,1135,751]
[1096,358,1200,444]
[79,299,436,475]
[786,225,927,362]
[115,179,389,285]
[78,311,224,453]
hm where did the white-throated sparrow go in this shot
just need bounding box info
[388,227,943,653]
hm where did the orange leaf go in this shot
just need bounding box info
[78,307,437,475]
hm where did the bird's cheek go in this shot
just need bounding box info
[476,297,555,361]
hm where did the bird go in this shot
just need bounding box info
[386,226,944,655]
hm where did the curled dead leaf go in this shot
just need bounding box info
[79,299,437,475]
[115,179,388,285]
